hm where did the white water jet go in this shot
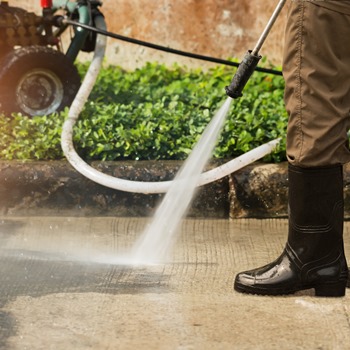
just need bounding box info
[130,97,233,264]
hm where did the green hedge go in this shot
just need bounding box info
[0,61,287,162]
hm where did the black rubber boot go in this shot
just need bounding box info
[234,164,348,297]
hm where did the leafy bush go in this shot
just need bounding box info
[0,61,287,162]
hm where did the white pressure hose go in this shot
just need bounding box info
[61,16,281,194]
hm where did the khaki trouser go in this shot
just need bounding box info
[283,0,350,167]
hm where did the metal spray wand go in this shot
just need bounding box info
[225,0,287,99]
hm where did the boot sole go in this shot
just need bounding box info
[234,280,346,297]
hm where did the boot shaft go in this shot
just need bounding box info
[288,164,343,228]
[288,164,344,262]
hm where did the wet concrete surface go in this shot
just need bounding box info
[1,217,350,349]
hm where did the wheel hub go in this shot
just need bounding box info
[16,68,64,116]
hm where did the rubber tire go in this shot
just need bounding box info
[0,46,81,117]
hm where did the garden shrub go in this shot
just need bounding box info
[0,61,287,162]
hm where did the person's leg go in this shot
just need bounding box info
[285,2,350,167]
[234,0,350,296]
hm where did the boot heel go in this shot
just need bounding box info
[315,281,346,297]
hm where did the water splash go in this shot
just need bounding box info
[129,97,232,264]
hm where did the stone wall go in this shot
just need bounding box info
[2,160,350,219]
[9,0,287,69]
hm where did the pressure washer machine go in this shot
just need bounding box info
[0,0,102,116]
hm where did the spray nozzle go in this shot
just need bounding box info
[225,50,262,99]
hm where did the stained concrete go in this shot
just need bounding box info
[1,217,350,350]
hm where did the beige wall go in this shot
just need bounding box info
[9,0,287,69]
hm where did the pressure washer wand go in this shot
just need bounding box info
[225,0,287,99]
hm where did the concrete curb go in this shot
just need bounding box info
[0,160,229,218]
[1,160,350,218]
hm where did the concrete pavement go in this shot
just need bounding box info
[1,217,350,349]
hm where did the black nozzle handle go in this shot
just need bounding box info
[225,50,262,99]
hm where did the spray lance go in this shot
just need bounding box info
[225,0,287,99]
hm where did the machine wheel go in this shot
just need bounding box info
[0,46,81,117]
